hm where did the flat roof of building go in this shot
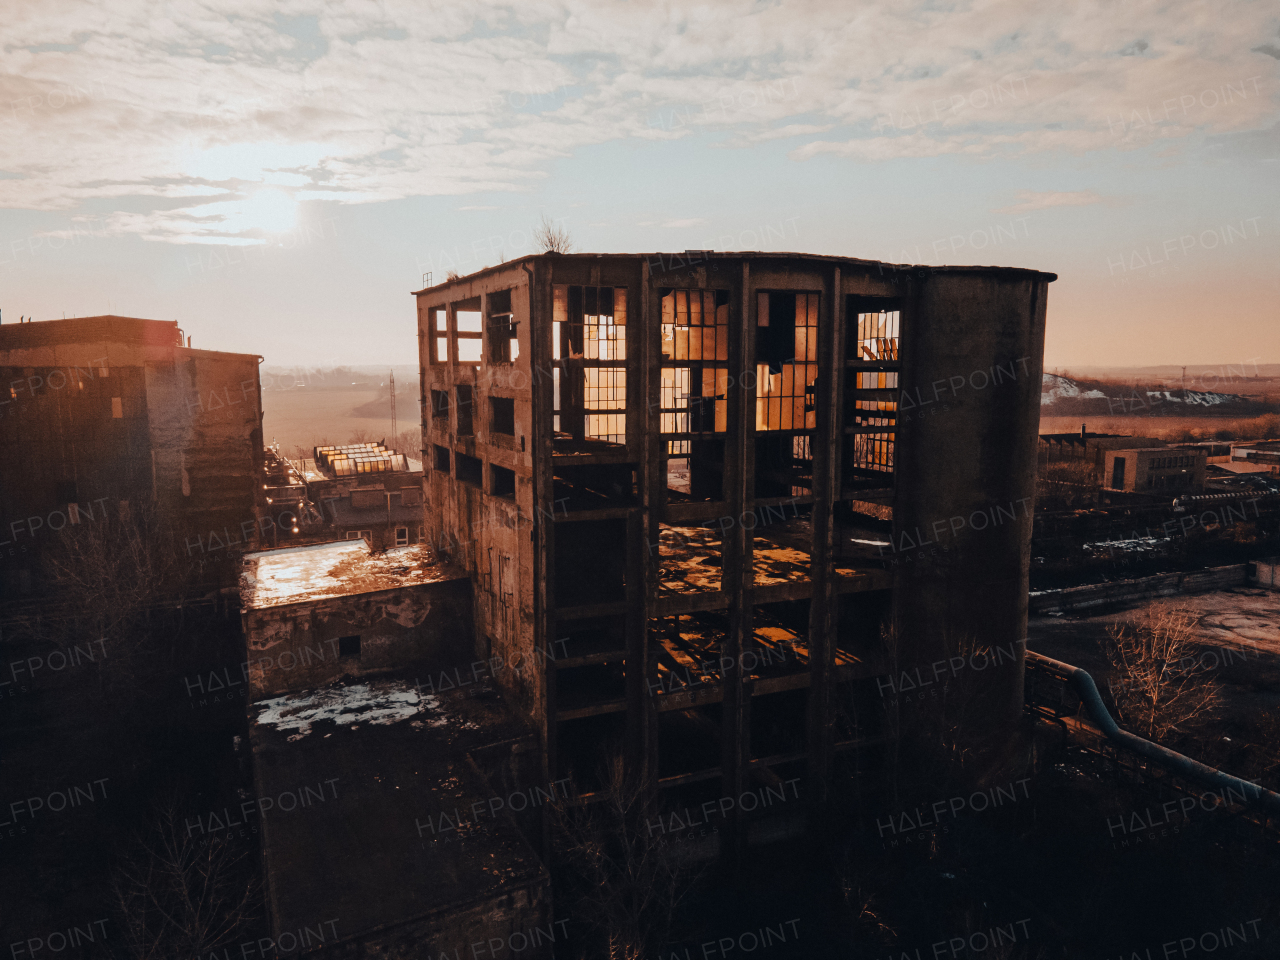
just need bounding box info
[411,250,1057,295]
[249,671,545,946]
[241,541,464,610]
[0,315,260,360]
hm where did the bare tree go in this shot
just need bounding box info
[548,755,698,959]
[533,213,574,254]
[36,506,203,694]
[110,801,261,960]
[1102,604,1219,742]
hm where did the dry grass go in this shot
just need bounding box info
[1040,414,1280,442]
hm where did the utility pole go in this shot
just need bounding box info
[389,369,397,446]
[1181,365,1187,399]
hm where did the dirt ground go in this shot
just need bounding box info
[1027,587,1280,779]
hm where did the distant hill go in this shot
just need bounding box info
[1059,364,1280,381]
[1041,373,1274,417]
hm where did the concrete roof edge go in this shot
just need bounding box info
[410,251,1057,295]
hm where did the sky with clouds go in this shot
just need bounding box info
[1,0,1277,367]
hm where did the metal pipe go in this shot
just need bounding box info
[1027,650,1280,815]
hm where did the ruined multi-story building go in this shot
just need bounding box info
[0,315,265,595]
[414,251,1053,855]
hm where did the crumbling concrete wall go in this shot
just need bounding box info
[420,266,543,725]
[244,579,474,699]
[146,348,264,552]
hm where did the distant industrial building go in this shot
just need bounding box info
[1101,446,1207,493]
[1039,427,1207,494]
[0,315,265,596]
[415,250,1054,858]
[289,440,425,550]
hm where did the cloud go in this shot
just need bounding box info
[0,0,1275,243]
[995,189,1106,214]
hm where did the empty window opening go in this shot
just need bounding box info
[755,292,818,432]
[648,610,728,694]
[751,503,817,586]
[553,285,627,445]
[338,635,361,658]
[430,389,449,424]
[491,464,516,499]
[552,463,636,510]
[554,713,626,791]
[554,519,626,607]
[111,397,123,418]
[555,659,627,714]
[456,385,474,436]
[754,432,813,499]
[657,706,723,780]
[487,289,519,363]
[395,526,410,546]
[490,396,516,435]
[657,523,722,595]
[558,619,626,661]
[660,289,729,457]
[453,299,483,366]
[430,308,448,363]
[456,452,483,487]
[665,436,725,503]
[750,688,809,760]
[433,444,451,473]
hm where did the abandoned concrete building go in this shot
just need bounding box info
[240,539,554,956]
[0,316,265,596]
[291,440,426,549]
[414,251,1055,856]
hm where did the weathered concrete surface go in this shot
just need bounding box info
[0,316,264,594]
[241,542,473,698]
[249,672,553,958]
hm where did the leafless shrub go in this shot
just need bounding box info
[533,213,574,254]
[548,754,699,959]
[35,507,203,693]
[110,801,261,960]
[445,269,461,281]
[1102,604,1219,742]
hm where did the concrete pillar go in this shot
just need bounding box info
[891,269,1052,747]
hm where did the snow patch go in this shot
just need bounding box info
[254,680,438,737]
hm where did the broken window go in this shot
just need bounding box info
[844,298,902,483]
[429,308,448,363]
[553,285,627,445]
[853,308,900,361]
[429,389,449,425]
[433,445,450,473]
[453,300,483,366]
[456,452,483,487]
[487,289,518,363]
[338,635,361,658]
[456,385,474,437]
[395,526,409,546]
[490,396,515,435]
[491,464,515,499]
[755,291,818,432]
[660,289,729,441]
